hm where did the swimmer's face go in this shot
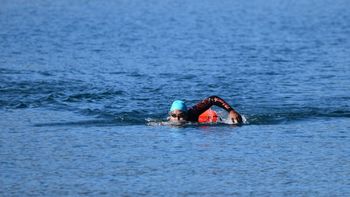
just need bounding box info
[169,110,188,122]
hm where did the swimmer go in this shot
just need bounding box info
[169,95,243,124]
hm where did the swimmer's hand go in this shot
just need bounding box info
[228,110,243,124]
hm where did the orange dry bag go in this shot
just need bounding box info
[198,109,218,123]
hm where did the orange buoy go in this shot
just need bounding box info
[198,109,218,123]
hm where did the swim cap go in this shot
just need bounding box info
[170,100,187,112]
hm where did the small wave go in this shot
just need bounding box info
[33,119,124,127]
[30,109,350,127]
[0,82,125,109]
[31,109,350,128]
[64,90,125,102]
[245,109,350,125]
[328,110,350,117]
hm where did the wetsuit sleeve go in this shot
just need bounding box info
[187,95,235,119]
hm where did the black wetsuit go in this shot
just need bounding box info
[186,96,235,122]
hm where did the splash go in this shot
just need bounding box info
[145,115,248,127]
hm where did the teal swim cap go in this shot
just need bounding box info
[170,100,187,112]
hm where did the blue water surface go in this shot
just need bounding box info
[1,0,350,196]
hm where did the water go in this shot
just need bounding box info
[1,0,350,196]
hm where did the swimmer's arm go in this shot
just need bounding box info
[190,95,242,123]
[210,96,243,124]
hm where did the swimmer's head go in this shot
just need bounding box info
[169,100,188,122]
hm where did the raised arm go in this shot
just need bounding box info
[188,95,242,124]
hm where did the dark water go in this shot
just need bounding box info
[1,0,350,196]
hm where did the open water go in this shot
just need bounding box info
[1,0,350,196]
